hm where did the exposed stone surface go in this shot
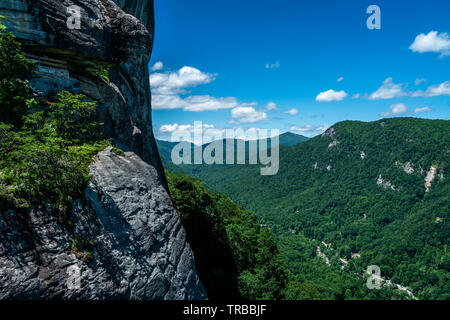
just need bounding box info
[377,174,397,191]
[0,0,161,171]
[0,148,206,299]
[0,1,206,299]
[425,165,437,193]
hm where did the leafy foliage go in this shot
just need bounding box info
[92,66,111,83]
[0,19,110,212]
[166,171,288,300]
[163,118,450,299]
[48,90,101,140]
[0,16,36,126]
[0,92,109,211]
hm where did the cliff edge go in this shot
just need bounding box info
[0,0,206,299]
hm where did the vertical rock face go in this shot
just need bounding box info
[0,0,160,171]
[1,148,205,299]
[0,1,206,299]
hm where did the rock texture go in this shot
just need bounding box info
[0,0,206,299]
[0,148,205,299]
[0,0,160,171]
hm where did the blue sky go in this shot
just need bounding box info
[150,0,450,141]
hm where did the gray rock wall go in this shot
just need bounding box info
[0,148,205,299]
[0,0,160,171]
[0,0,207,299]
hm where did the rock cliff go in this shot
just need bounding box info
[0,0,206,299]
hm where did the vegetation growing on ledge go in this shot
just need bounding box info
[71,235,95,264]
[92,66,111,83]
[0,19,110,214]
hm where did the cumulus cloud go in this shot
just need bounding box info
[369,78,406,100]
[152,94,240,111]
[284,108,299,115]
[290,125,329,133]
[316,89,348,102]
[367,79,450,100]
[411,81,450,97]
[381,103,408,117]
[150,66,216,95]
[229,106,268,124]
[265,61,280,69]
[150,64,254,112]
[337,76,344,82]
[409,31,450,58]
[264,102,278,111]
[413,107,432,114]
[352,93,361,99]
[159,123,225,143]
[150,61,164,72]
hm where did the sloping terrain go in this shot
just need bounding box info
[164,118,450,299]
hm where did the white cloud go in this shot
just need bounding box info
[150,61,164,72]
[265,61,280,69]
[284,108,299,115]
[230,106,267,124]
[150,66,216,95]
[159,123,225,143]
[369,78,406,100]
[290,125,329,133]
[316,89,348,102]
[264,102,278,111]
[413,107,432,114]
[337,76,344,82]
[381,103,408,117]
[409,31,450,57]
[415,78,427,86]
[183,96,240,112]
[150,64,254,112]
[352,93,361,99]
[152,94,240,112]
[411,81,450,97]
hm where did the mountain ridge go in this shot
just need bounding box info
[161,117,450,299]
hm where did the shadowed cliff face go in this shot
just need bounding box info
[0,0,207,299]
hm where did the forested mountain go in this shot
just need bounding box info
[166,171,288,300]
[277,132,309,146]
[161,118,450,299]
[156,131,308,164]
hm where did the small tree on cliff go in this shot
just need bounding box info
[0,16,36,126]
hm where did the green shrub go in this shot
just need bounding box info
[0,16,36,126]
[71,235,94,264]
[49,90,101,141]
[92,66,110,83]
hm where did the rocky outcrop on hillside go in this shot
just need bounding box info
[0,0,206,299]
[0,148,205,299]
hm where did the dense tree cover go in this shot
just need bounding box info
[162,118,450,299]
[166,171,288,300]
[156,132,308,166]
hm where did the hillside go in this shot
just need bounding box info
[156,131,308,164]
[162,118,450,299]
[165,171,288,300]
[278,132,309,146]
